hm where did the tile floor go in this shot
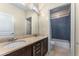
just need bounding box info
[46,40,70,56]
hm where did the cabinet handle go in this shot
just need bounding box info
[11,33,14,34]
[35,43,40,47]
[36,50,41,54]
[35,46,41,51]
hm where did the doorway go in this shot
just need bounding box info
[26,17,32,35]
[49,4,72,56]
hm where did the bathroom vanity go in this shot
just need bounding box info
[0,36,48,56]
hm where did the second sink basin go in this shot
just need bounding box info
[3,40,26,48]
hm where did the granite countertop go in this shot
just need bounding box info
[0,35,48,56]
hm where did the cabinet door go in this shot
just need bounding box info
[5,46,32,56]
[6,47,27,56]
[41,37,48,56]
[26,45,32,56]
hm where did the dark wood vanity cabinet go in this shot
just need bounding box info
[6,45,32,56]
[5,37,48,56]
[32,37,48,56]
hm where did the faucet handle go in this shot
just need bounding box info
[13,38,17,40]
[11,33,14,35]
[8,37,17,41]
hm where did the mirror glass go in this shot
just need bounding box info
[0,3,39,39]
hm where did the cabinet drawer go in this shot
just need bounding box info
[33,49,41,56]
[33,42,41,50]
[35,49,41,54]
[35,51,41,56]
[33,42,41,47]
[35,46,41,51]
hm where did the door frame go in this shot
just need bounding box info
[26,17,32,35]
[48,3,76,56]
[70,3,76,56]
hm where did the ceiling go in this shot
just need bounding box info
[11,3,39,13]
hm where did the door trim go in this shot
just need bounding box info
[70,3,76,56]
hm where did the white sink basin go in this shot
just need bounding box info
[3,40,26,48]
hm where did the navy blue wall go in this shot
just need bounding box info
[50,4,71,41]
[50,15,70,41]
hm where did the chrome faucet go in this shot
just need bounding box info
[8,38,17,42]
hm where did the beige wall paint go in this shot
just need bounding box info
[25,11,38,35]
[76,4,79,55]
[38,3,65,35]
[0,3,39,36]
[0,3,26,36]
